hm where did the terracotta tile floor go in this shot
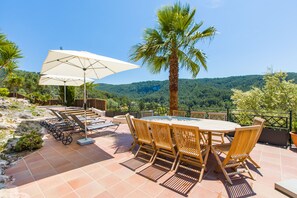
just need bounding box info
[1,118,296,198]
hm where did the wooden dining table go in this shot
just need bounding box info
[141,116,241,165]
[141,116,241,139]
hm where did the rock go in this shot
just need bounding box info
[4,138,19,152]
[0,160,8,166]
[18,113,33,119]
[15,120,42,135]
[9,124,17,129]
[0,124,8,129]
[0,175,10,183]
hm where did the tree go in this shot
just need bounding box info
[231,72,297,114]
[0,32,22,81]
[5,74,24,97]
[130,2,216,114]
[0,61,18,83]
[59,86,75,106]
[107,98,119,110]
[83,82,97,99]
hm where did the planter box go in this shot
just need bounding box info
[258,128,289,147]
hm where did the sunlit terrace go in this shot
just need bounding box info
[2,113,296,198]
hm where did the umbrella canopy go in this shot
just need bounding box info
[40,50,139,105]
[39,74,94,106]
[40,50,139,141]
[40,50,139,79]
[39,74,94,86]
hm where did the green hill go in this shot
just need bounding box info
[97,73,297,109]
[2,70,297,110]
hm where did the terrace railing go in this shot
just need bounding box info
[227,109,292,148]
[228,109,291,130]
[43,98,107,110]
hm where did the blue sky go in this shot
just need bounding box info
[1,0,297,84]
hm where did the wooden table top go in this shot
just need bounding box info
[141,116,241,133]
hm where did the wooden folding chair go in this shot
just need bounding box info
[125,113,139,151]
[150,121,178,170]
[212,125,261,185]
[190,111,206,119]
[172,110,186,117]
[172,124,210,182]
[132,118,156,162]
[207,112,227,144]
[248,117,265,168]
[224,117,265,168]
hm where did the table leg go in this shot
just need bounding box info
[207,131,212,146]
[203,131,212,172]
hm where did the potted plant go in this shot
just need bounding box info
[290,121,297,147]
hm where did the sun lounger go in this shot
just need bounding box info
[69,114,119,133]
[45,109,74,133]
[40,109,63,128]
[40,109,78,144]
[58,111,106,124]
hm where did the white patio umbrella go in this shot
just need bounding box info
[39,74,94,106]
[40,50,139,143]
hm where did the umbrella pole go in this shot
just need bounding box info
[83,69,87,139]
[64,81,67,111]
[75,70,95,146]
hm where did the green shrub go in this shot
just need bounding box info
[0,88,9,97]
[14,131,43,152]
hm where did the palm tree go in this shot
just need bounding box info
[0,33,7,47]
[0,42,22,70]
[0,61,18,84]
[5,74,24,97]
[79,82,97,99]
[130,2,216,114]
[0,32,22,80]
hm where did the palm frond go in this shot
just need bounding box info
[0,33,8,47]
[191,26,216,42]
[178,50,199,77]
[0,43,22,62]
[189,47,208,71]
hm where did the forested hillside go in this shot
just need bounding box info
[97,73,297,109]
[2,70,297,110]
[0,70,129,105]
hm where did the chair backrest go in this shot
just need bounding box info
[172,124,203,162]
[172,110,186,117]
[58,111,70,120]
[132,118,153,145]
[140,110,154,118]
[191,111,206,119]
[50,109,63,120]
[208,112,227,121]
[69,114,85,129]
[125,113,137,141]
[252,117,265,145]
[150,121,174,151]
[223,125,261,166]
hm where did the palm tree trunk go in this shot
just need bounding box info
[169,50,179,115]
